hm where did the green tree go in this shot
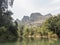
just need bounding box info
[0,0,14,27]
[0,0,18,41]
[44,14,60,38]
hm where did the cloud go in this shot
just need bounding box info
[12,0,60,20]
[50,0,60,4]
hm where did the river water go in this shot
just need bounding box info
[0,38,60,45]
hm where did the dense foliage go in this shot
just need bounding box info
[0,0,18,41]
[43,14,60,38]
[18,14,60,38]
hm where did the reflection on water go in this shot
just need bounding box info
[0,38,60,45]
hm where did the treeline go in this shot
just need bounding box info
[18,14,60,38]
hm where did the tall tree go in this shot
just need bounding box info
[0,0,19,41]
[0,0,14,27]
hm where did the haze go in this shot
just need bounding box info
[11,0,60,20]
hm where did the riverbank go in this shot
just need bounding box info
[19,33,58,39]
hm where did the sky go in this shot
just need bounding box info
[11,0,60,20]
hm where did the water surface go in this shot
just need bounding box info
[0,38,60,45]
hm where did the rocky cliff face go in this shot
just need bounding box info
[22,16,29,23]
[30,13,42,22]
[21,13,52,27]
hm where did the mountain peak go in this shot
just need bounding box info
[22,16,29,22]
[45,13,52,16]
[30,13,42,17]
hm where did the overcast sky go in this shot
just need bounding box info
[11,0,60,20]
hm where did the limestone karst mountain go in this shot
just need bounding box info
[17,13,52,27]
[22,16,29,23]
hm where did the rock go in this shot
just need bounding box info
[20,13,52,27]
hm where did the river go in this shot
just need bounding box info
[0,38,60,45]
